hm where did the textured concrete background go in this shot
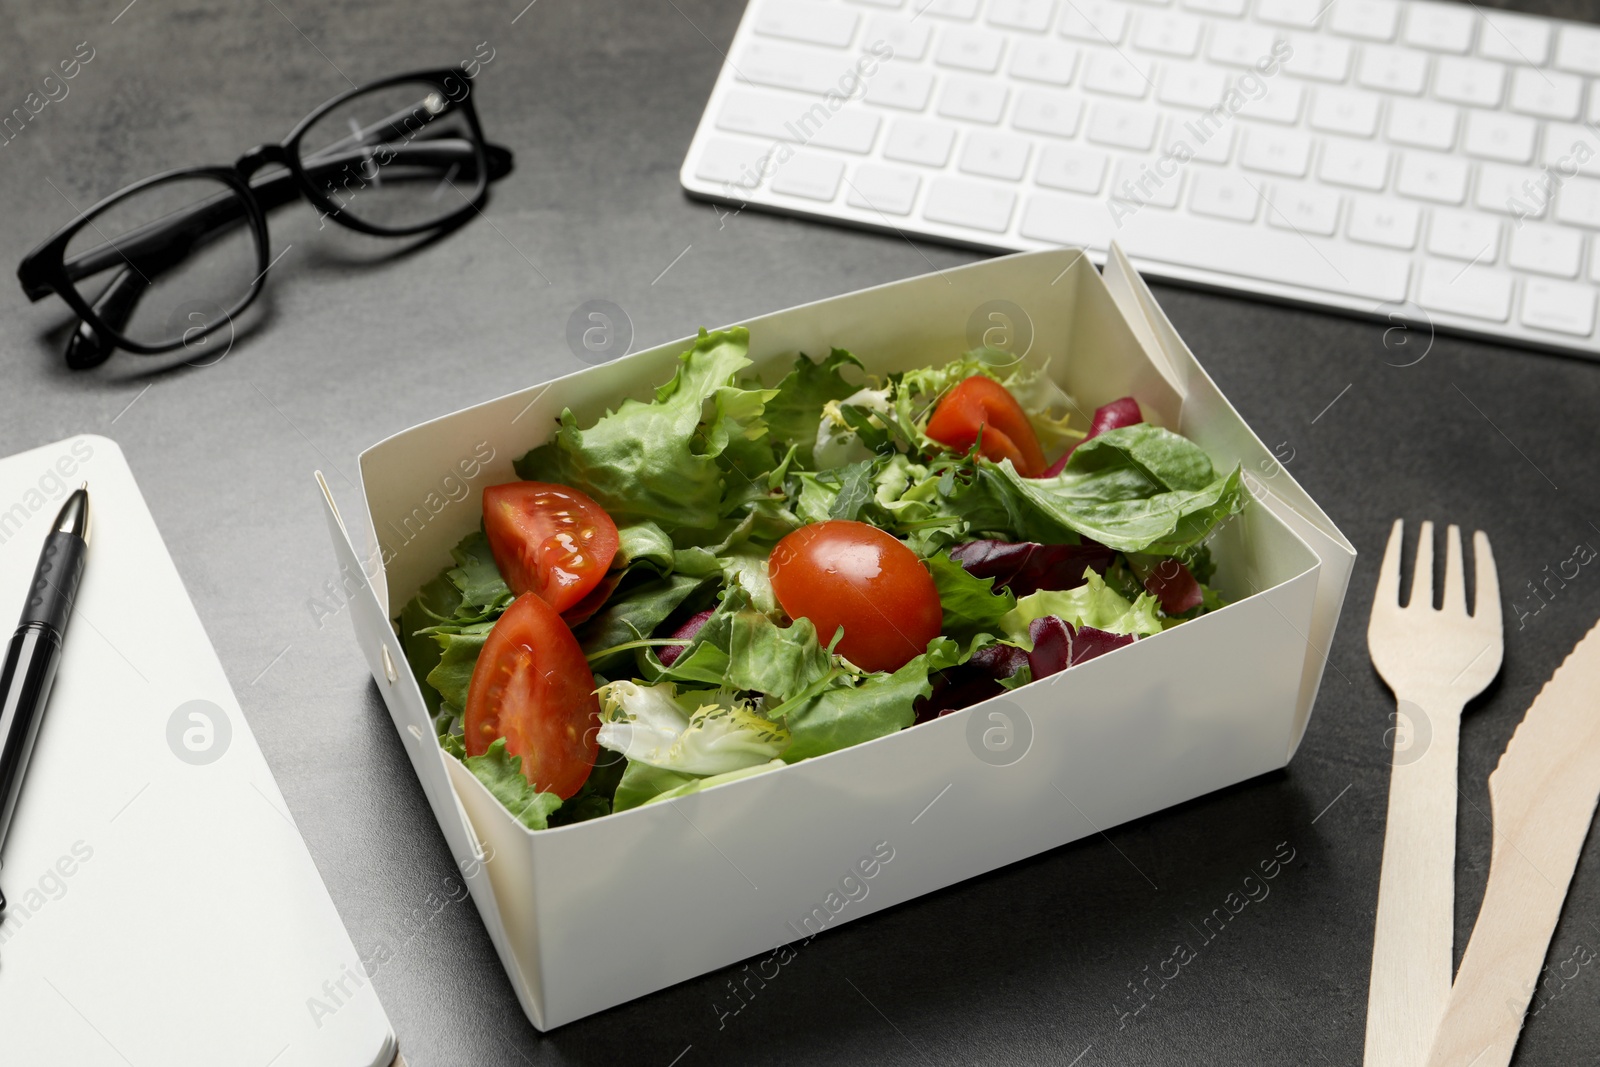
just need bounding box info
[2,0,1598,1063]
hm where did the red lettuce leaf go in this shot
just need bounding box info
[1140,558,1203,614]
[947,539,1116,598]
[1028,617,1136,680]
[657,608,714,667]
[1040,396,1143,477]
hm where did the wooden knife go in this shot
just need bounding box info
[1423,619,1600,1067]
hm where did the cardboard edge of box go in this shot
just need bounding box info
[320,247,1354,1030]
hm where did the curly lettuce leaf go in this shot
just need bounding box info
[761,349,863,468]
[779,639,962,761]
[514,328,765,530]
[1001,569,1163,646]
[461,739,563,831]
[597,681,789,775]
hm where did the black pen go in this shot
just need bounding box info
[0,485,90,923]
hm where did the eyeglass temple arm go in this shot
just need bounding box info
[57,139,510,288]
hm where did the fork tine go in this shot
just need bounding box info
[1472,530,1500,622]
[1375,518,1404,606]
[1441,524,1466,614]
[1409,520,1435,609]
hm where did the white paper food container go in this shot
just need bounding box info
[319,247,1354,1031]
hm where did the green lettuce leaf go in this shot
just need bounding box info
[461,739,563,831]
[641,760,785,807]
[980,424,1245,553]
[761,349,863,468]
[423,623,494,709]
[597,680,789,775]
[927,550,1016,638]
[1001,569,1164,645]
[514,328,764,530]
[612,761,699,812]
[445,531,513,618]
[780,650,940,762]
[613,521,676,573]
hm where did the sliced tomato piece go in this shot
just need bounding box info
[463,592,600,799]
[925,376,1047,477]
[768,520,943,674]
[483,481,619,614]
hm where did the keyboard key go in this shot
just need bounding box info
[1281,34,1353,82]
[960,130,1033,179]
[937,27,1008,72]
[1432,57,1505,108]
[1477,10,1551,65]
[1182,0,1246,15]
[1508,223,1583,277]
[1403,2,1475,54]
[1112,210,1413,300]
[1318,138,1390,190]
[1476,163,1547,219]
[937,77,1010,122]
[1555,177,1600,229]
[738,43,866,95]
[913,0,980,19]
[1396,150,1469,204]
[1010,39,1079,84]
[1034,143,1109,192]
[1386,98,1458,150]
[1418,259,1513,322]
[1329,0,1399,43]
[884,118,957,164]
[693,138,771,186]
[1359,46,1429,95]
[771,153,845,199]
[1347,195,1420,249]
[1240,126,1312,176]
[1462,111,1537,163]
[1555,24,1600,75]
[1164,113,1234,163]
[923,176,1016,230]
[1013,88,1085,137]
[1541,123,1600,178]
[1209,24,1280,67]
[1082,49,1154,98]
[846,164,921,215]
[717,90,882,152]
[866,14,932,60]
[987,0,1057,32]
[1159,63,1228,108]
[865,66,936,110]
[1508,67,1583,121]
[756,1,860,48]
[1189,170,1260,221]
[1133,12,1203,57]
[1238,80,1304,124]
[1310,88,1382,137]
[849,0,903,7]
[1521,277,1596,336]
[1112,156,1183,207]
[1021,190,1116,246]
[1058,0,1130,43]
[1266,181,1341,235]
[1256,0,1323,29]
[1428,208,1501,261]
[1087,102,1161,149]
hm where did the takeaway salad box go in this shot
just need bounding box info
[320,246,1354,1030]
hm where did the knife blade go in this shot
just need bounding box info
[1423,619,1600,1067]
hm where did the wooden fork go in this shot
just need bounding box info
[1363,520,1503,1067]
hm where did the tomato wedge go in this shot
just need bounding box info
[769,520,943,674]
[483,481,619,614]
[925,376,1047,477]
[463,592,600,799]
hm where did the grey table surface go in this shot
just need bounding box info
[4,0,1600,1063]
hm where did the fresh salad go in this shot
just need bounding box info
[398,328,1245,829]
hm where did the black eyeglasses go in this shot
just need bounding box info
[17,67,514,368]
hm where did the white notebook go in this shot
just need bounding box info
[0,436,393,1067]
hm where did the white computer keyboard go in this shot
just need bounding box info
[679,0,1600,357]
